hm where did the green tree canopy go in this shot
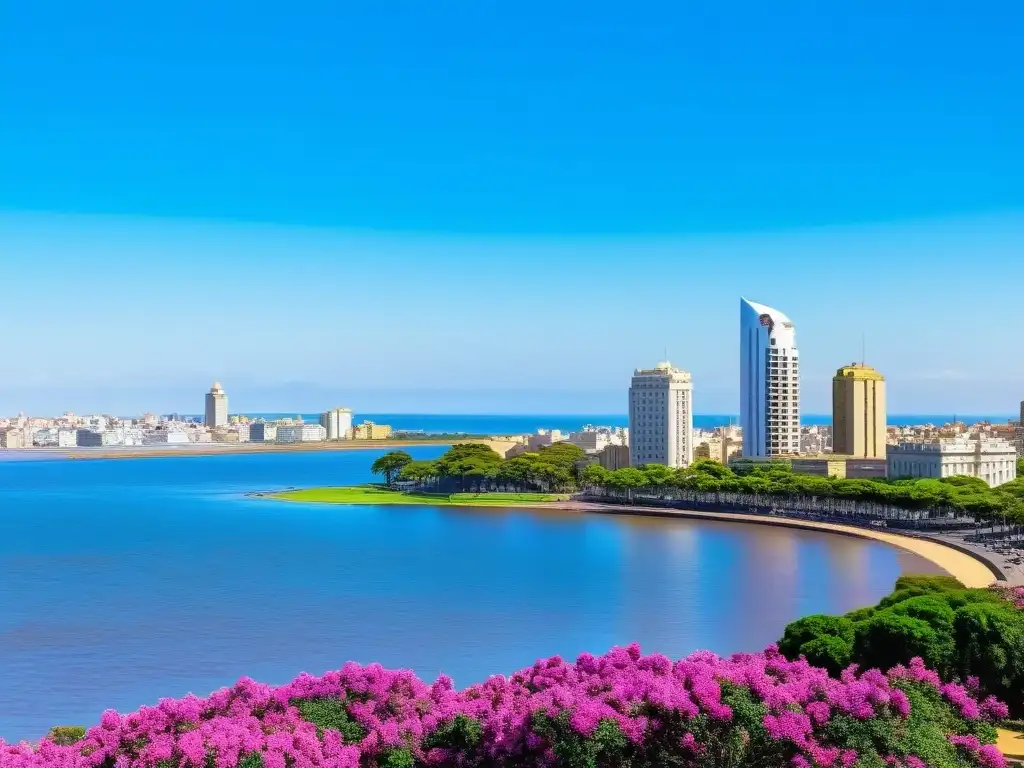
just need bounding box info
[370,451,414,486]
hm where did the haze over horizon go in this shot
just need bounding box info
[2,3,1022,415]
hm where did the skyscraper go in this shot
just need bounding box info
[628,361,693,468]
[739,298,800,457]
[204,381,228,428]
[832,364,886,458]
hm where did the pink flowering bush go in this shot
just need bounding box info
[0,645,1008,768]
[993,585,1024,610]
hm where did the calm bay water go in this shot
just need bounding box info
[0,449,940,740]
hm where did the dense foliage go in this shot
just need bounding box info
[393,446,1024,523]
[397,443,588,492]
[581,459,1024,524]
[370,451,413,486]
[0,644,1010,768]
[779,575,1024,718]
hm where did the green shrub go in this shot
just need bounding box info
[800,634,854,676]
[778,574,1024,717]
[46,726,86,746]
[778,614,855,656]
[291,696,366,743]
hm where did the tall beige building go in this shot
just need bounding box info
[832,364,886,459]
[204,381,229,428]
[628,361,693,468]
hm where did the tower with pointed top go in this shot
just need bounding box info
[740,298,801,457]
[204,381,228,428]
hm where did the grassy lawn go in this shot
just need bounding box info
[268,486,566,506]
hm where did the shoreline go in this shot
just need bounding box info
[10,439,517,461]
[262,486,1008,589]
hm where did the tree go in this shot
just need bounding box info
[398,460,438,486]
[371,451,413,486]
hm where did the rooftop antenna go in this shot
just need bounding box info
[861,332,866,366]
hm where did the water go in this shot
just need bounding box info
[172,413,1016,434]
[0,450,941,741]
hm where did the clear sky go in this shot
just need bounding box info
[1,2,1022,415]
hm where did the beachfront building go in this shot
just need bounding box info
[628,361,693,468]
[204,381,228,428]
[276,424,327,443]
[144,429,190,445]
[739,298,800,457]
[320,408,353,440]
[352,421,393,440]
[249,422,277,442]
[887,437,1017,487]
[832,364,886,459]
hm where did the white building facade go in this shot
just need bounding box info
[740,298,800,457]
[628,362,693,468]
[204,381,228,428]
[277,424,327,443]
[319,408,353,440]
[888,437,1018,487]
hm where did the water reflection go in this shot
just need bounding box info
[0,453,942,740]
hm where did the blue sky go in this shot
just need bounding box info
[1,2,1022,415]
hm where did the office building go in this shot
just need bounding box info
[832,364,886,459]
[204,381,228,428]
[739,298,800,457]
[277,424,327,443]
[628,361,693,468]
[888,437,1017,487]
[320,408,353,440]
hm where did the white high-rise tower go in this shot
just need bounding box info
[628,361,693,468]
[740,299,800,457]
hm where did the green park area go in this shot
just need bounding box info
[270,485,565,506]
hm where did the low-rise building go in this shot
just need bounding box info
[597,444,630,470]
[57,429,78,447]
[351,421,392,440]
[75,429,121,447]
[887,437,1017,487]
[0,429,24,448]
[144,429,190,445]
[790,454,887,479]
[277,424,327,443]
[695,437,743,465]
